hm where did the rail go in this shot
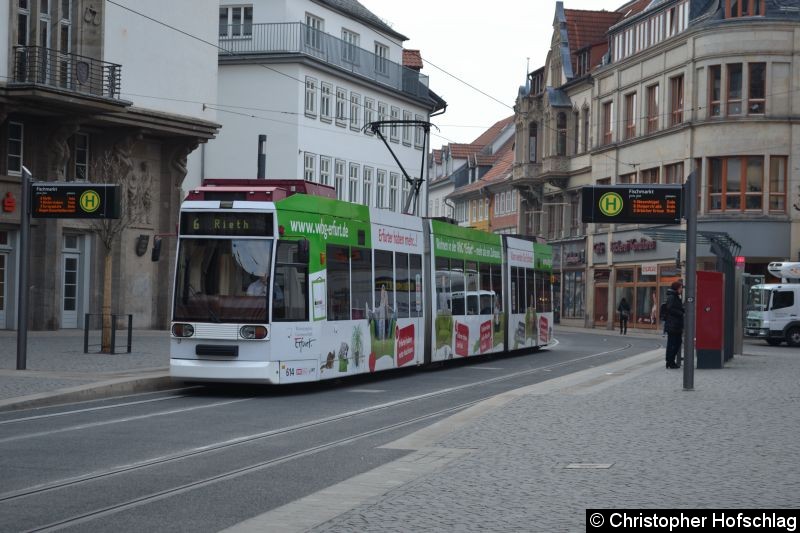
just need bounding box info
[83,314,133,354]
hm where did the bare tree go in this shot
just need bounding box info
[88,134,145,352]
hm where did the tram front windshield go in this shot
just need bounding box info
[173,238,274,323]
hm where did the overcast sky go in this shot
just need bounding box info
[359,0,624,148]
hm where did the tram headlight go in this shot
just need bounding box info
[171,323,194,338]
[240,325,268,340]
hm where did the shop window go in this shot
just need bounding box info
[616,268,634,283]
[769,156,787,213]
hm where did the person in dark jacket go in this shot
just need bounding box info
[617,297,630,335]
[664,281,685,368]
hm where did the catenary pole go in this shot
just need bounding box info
[16,167,32,370]
[683,171,697,390]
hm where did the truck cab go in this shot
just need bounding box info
[745,262,800,347]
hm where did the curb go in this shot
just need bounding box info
[0,371,174,412]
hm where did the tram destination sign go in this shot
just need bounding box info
[31,183,120,219]
[581,185,683,224]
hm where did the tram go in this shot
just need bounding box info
[169,179,553,384]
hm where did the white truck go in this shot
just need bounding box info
[745,262,800,347]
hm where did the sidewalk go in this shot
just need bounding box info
[0,329,171,410]
[227,339,800,532]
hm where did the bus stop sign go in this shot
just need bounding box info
[581,185,682,224]
[31,182,121,219]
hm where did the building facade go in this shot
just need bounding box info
[0,0,219,330]
[208,0,445,215]
[514,0,800,331]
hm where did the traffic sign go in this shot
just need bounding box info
[31,183,120,219]
[581,185,682,224]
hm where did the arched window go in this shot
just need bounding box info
[528,123,537,163]
[556,113,567,156]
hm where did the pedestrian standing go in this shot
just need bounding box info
[664,281,685,368]
[617,297,630,335]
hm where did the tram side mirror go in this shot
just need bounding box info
[151,237,162,262]
[298,239,309,263]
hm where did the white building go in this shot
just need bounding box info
[207,0,445,214]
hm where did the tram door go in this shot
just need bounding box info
[0,252,6,329]
[62,252,80,328]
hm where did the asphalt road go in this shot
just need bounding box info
[0,330,663,532]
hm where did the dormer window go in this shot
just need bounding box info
[575,50,590,77]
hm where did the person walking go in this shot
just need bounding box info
[617,297,630,335]
[664,281,685,369]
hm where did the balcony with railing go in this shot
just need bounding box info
[219,22,430,100]
[11,46,122,101]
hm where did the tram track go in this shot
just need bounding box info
[1,343,639,506]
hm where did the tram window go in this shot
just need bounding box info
[273,241,308,322]
[466,261,479,292]
[490,264,502,313]
[512,267,524,314]
[327,244,351,321]
[374,250,394,329]
[435,257,451,314]
[536,271,553,313]
[450,260,465,316]
[351,247,372,320]
[480,263,491,314]
[410,254,423,317]
[396,252,410,318]
[526,269,536,312]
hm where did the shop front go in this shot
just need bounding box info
[552,239,587,327]
[590,231,681,331]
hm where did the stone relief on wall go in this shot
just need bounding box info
[50,123,80,181]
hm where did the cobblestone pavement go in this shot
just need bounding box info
[299,341,800,532]
[0,329,169,404]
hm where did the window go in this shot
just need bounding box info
[769,156,787,212]
[646,84,659,133]
[624,93,637,140]
[618,172,636,184]
[670,75,684,125]
[390,107,400,143]
[640,167,660,184]
[7,121,23,175]
[335,87,347,126]
[772,290,794,310]
[348,163,359,202]
[219,6,253,38]
[363,98,375,134]
[374,42,389,75]
[572,111,579,155]
[602,101,614,145]
[72,132,88,181]
[528,123,538,162]
[748,63,766,114]
[726,0,765,18]
[305,13,323,49]
[402,110,412,145]
[363,166,373,207]
[304,152,316,182]
[350,247,371,320]
[377,102,388,136]
[320,83,332,122]
[708,156,764,212]
[582,109,590,152]
[727,64,742,116]
[665,162,684,184]
[389,173,399,211]
[304,77,317,117]
[334,159,345,201]
[374,250,394,327]
[327,245,351,321]
[401,178,411,213]
[376,169,386,207]
[342,29,359,64]
[17,0,30,46]
[273,241,309,321]
[556,112,567,155]
[414,114,424,148]
[349,92,360,130]
[576,49,589,77]
[709,66,721,117]
[319,156,331,186]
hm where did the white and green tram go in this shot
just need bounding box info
[169,181,553,384]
